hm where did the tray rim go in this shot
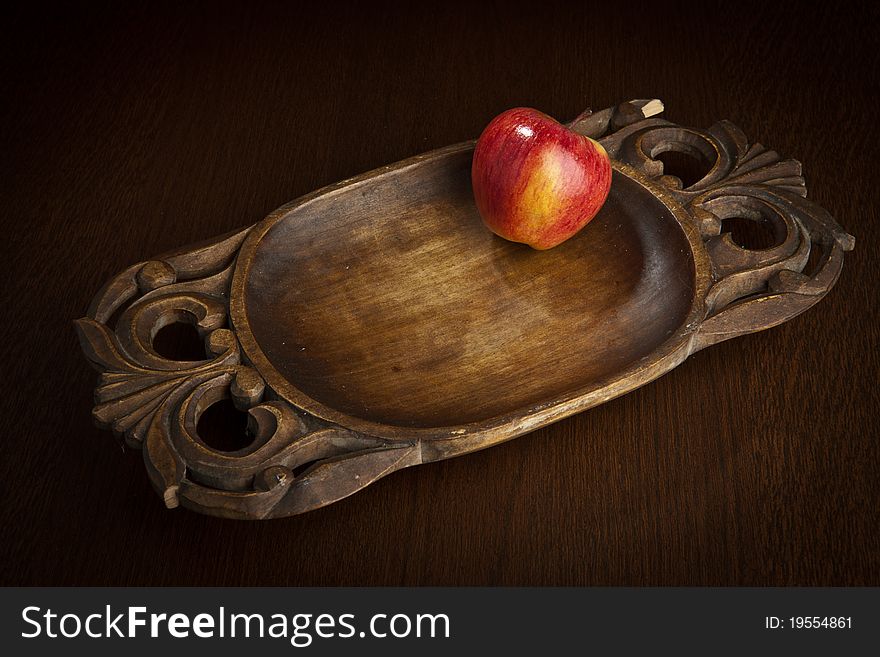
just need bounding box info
[228,143,713,447]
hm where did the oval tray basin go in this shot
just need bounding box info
[238,145,695,432]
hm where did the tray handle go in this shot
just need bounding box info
[691,185,854,351]
[585,105,855,351]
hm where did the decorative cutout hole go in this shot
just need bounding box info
[196,398,253,453]
[720,216,779,250]
[655,149,713,188]
[152,322,206,361]
[291,460,320,478]
[802,241,826,278]
[106,303,128,332]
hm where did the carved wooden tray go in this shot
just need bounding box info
[75,100,854,519]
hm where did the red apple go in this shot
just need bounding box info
[471,107,612,250]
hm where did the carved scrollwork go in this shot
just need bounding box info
[593,110,855,350]
[75,227,420,518]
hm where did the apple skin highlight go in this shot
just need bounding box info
[471,107,612,250]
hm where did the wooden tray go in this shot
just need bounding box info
[75,100,854,519]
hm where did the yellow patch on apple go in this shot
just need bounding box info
[518,149,569,236]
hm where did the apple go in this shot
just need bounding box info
[471,107,612,250]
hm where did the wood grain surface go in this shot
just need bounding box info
[241,154,696,430]
[1,0,878,585]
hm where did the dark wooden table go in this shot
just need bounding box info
[2,1,878,586]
